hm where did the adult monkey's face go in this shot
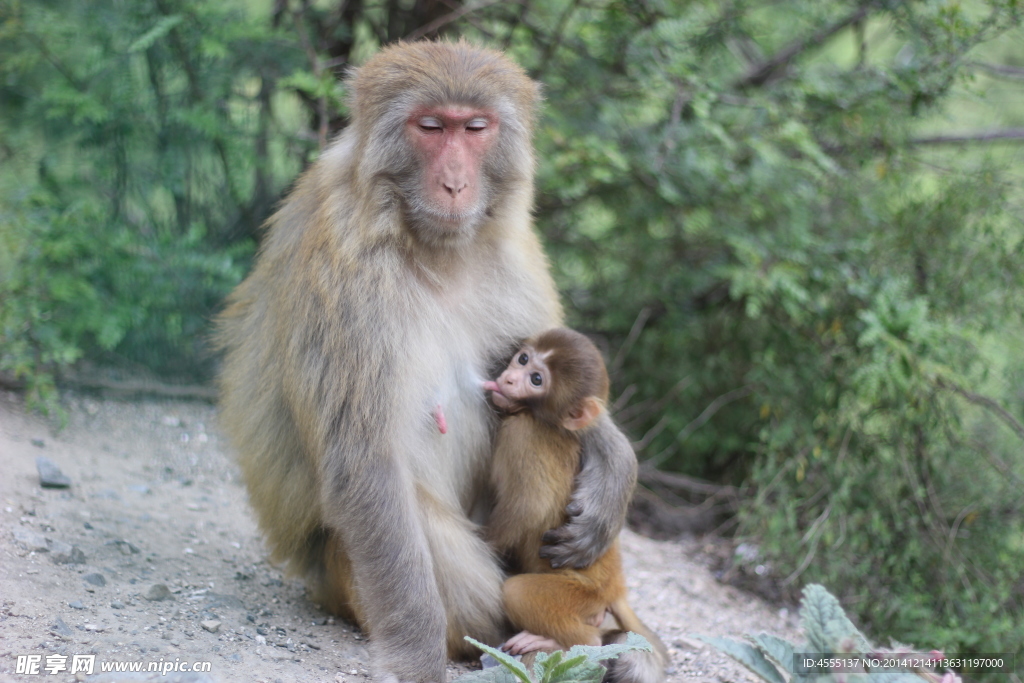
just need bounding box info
[404,105,500,236]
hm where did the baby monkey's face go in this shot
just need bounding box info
[483,345,550,411]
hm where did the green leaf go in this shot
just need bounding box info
[799,585,870,654]
[754,633,796,675]
[695,636,787,683]
[533,650,601,683]
[128,15,183,53]
[462,637,534,683]
[563,631,653,662]
[453,664,523,683]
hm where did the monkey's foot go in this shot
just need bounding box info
[501,630,561,655]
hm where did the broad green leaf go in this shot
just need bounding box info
[463,637,533,683]
[754,633,796,675]
[695,636,786,683]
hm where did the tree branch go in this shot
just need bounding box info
[610,306,652,375]
[0,371,217,402]
[911,128,1024,145]
[637,463,741,499]
[535,0,580,76]
[645,384,754,466]
[732,3,873,89]
[971,61,1024,79]
[935,377,1024,443]
[63,377,218,401]
[404,0,508,41]
[824,127,1024,155]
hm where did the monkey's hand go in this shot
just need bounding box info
[539,412,637,569]
[502,631,561,655]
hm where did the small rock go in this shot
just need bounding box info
[36,456,72,488]
[68,600,85,609]
[83,522,93,529]
[49,540,86,564]
[110,601,125,609]
[50,618,74,637]
[201,619,222,633]
[203,593,245,610]
[12,526,49,552]
[162,631,174,640]
[7,602,35,617]
[83,572,106,587]
[673,635,706,651]
[255,635,267,646]
[108,539,141,555]
[84,623,103,632]
[144,584,173,601]
[31,438,45,447]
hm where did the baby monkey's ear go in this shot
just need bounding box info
[562,396,603,431]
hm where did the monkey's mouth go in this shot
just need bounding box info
[428,203,484,228]
[482,381,511,409]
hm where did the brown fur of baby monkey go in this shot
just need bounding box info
[215,42,638,683]
[485,329,668,682]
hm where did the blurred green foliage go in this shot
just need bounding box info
[2,0,1023,667]
[0,0,305,385]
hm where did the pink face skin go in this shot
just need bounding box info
[482,347,549,410]
[406,107,499,228]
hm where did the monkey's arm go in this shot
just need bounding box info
[280,281,449,682]
[539,412,636,569]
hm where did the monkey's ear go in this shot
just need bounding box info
[562,397,603,431]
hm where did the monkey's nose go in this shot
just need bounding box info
[443,180,467,196]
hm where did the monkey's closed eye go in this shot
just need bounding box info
[530,372,542,386]
[466,118,488,132]
[518,353,528,365]
[418,116,442,131]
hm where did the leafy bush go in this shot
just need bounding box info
[700,584,966,683]
[0,0,306,393]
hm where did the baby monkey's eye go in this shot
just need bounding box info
[530,372,542,386]
[518,353,528,365]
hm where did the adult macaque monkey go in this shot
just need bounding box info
[485,329,667,682]
[216,41,636,683]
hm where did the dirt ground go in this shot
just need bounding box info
[0,390,798,683]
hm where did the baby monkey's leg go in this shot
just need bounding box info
[501,573,606,652]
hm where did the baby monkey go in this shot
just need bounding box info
[484,329,667,679]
